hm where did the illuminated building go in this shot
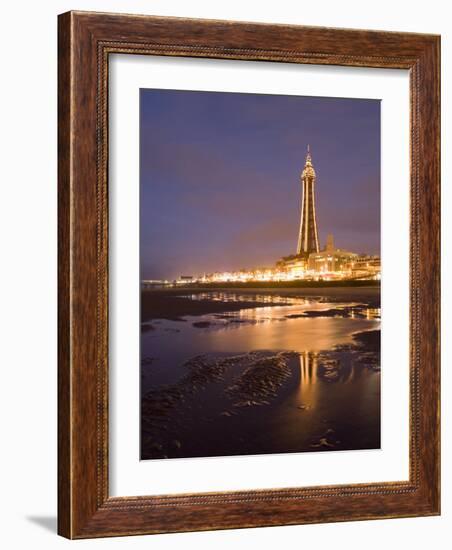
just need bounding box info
[307,234,357,274]
[348,255,381,280]
[297,145,320,257]
[276,256,306,279]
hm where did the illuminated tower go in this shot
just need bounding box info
[297,145,320,256]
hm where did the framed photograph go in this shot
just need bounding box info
[58,11,440,538]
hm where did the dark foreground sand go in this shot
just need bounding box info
[141,329,380,459]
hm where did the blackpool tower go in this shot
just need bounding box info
[297,145,320,256]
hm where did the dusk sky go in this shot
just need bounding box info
[140,89,380,280]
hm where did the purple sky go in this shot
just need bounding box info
[140,89,380,280]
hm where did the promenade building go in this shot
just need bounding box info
[307,234,358,274]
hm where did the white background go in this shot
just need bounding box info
[110,56,409,496]
[0,1,449,549]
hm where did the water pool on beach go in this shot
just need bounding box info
[140,289,381,460]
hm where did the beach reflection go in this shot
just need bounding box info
[298,352,319,409]
[141,290,381,458]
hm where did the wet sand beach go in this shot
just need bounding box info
[140,286,381,460]
[141,285,380,322]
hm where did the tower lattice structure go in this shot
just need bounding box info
[297,146,320,257]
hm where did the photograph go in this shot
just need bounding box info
[139,89,382,460]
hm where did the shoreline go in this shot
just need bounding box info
[141,286,380,322]
[141,292,283,322]
[144,280,380,290]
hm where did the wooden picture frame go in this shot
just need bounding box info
[58,10,440,538]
